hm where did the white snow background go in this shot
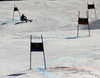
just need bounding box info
[0,0,100,78]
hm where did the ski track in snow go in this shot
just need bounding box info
[37,53,96,78]
[0,17,18,26]
[0,53,97,78]
[0,0,100,78]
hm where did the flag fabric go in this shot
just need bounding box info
[88,4,95,9]
[31,43,44,52]
[78,18,88,24]
[14,7,19,11]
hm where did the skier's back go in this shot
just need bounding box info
[20,14,32,23]
[20,14,27,22]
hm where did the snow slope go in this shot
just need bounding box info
[0,0,100,78]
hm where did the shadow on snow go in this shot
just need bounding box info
[8,73,25,77]
[81,19,100,30]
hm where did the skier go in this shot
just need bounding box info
[20,14,32,23]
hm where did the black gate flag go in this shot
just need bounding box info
[30,35,46,70]
[88,4,95,9]
[87,1,97,18]
[12,4,20,20]
[78,18,88,25]
[77,11,90,37]
[31,43,44,52]
[14,7,19,11]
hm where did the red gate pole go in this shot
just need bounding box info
[86,11,90,36]
[30,35,32,70]
[18,10,21,19]
[77,11,80,37]
[77,24,79,37]
[12,4,15,21]
[41,35,46,70]
[93,1,97,19]
[88,24,90,36]
[87,1,89,18]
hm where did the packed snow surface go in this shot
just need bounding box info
[0,0,100,78]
